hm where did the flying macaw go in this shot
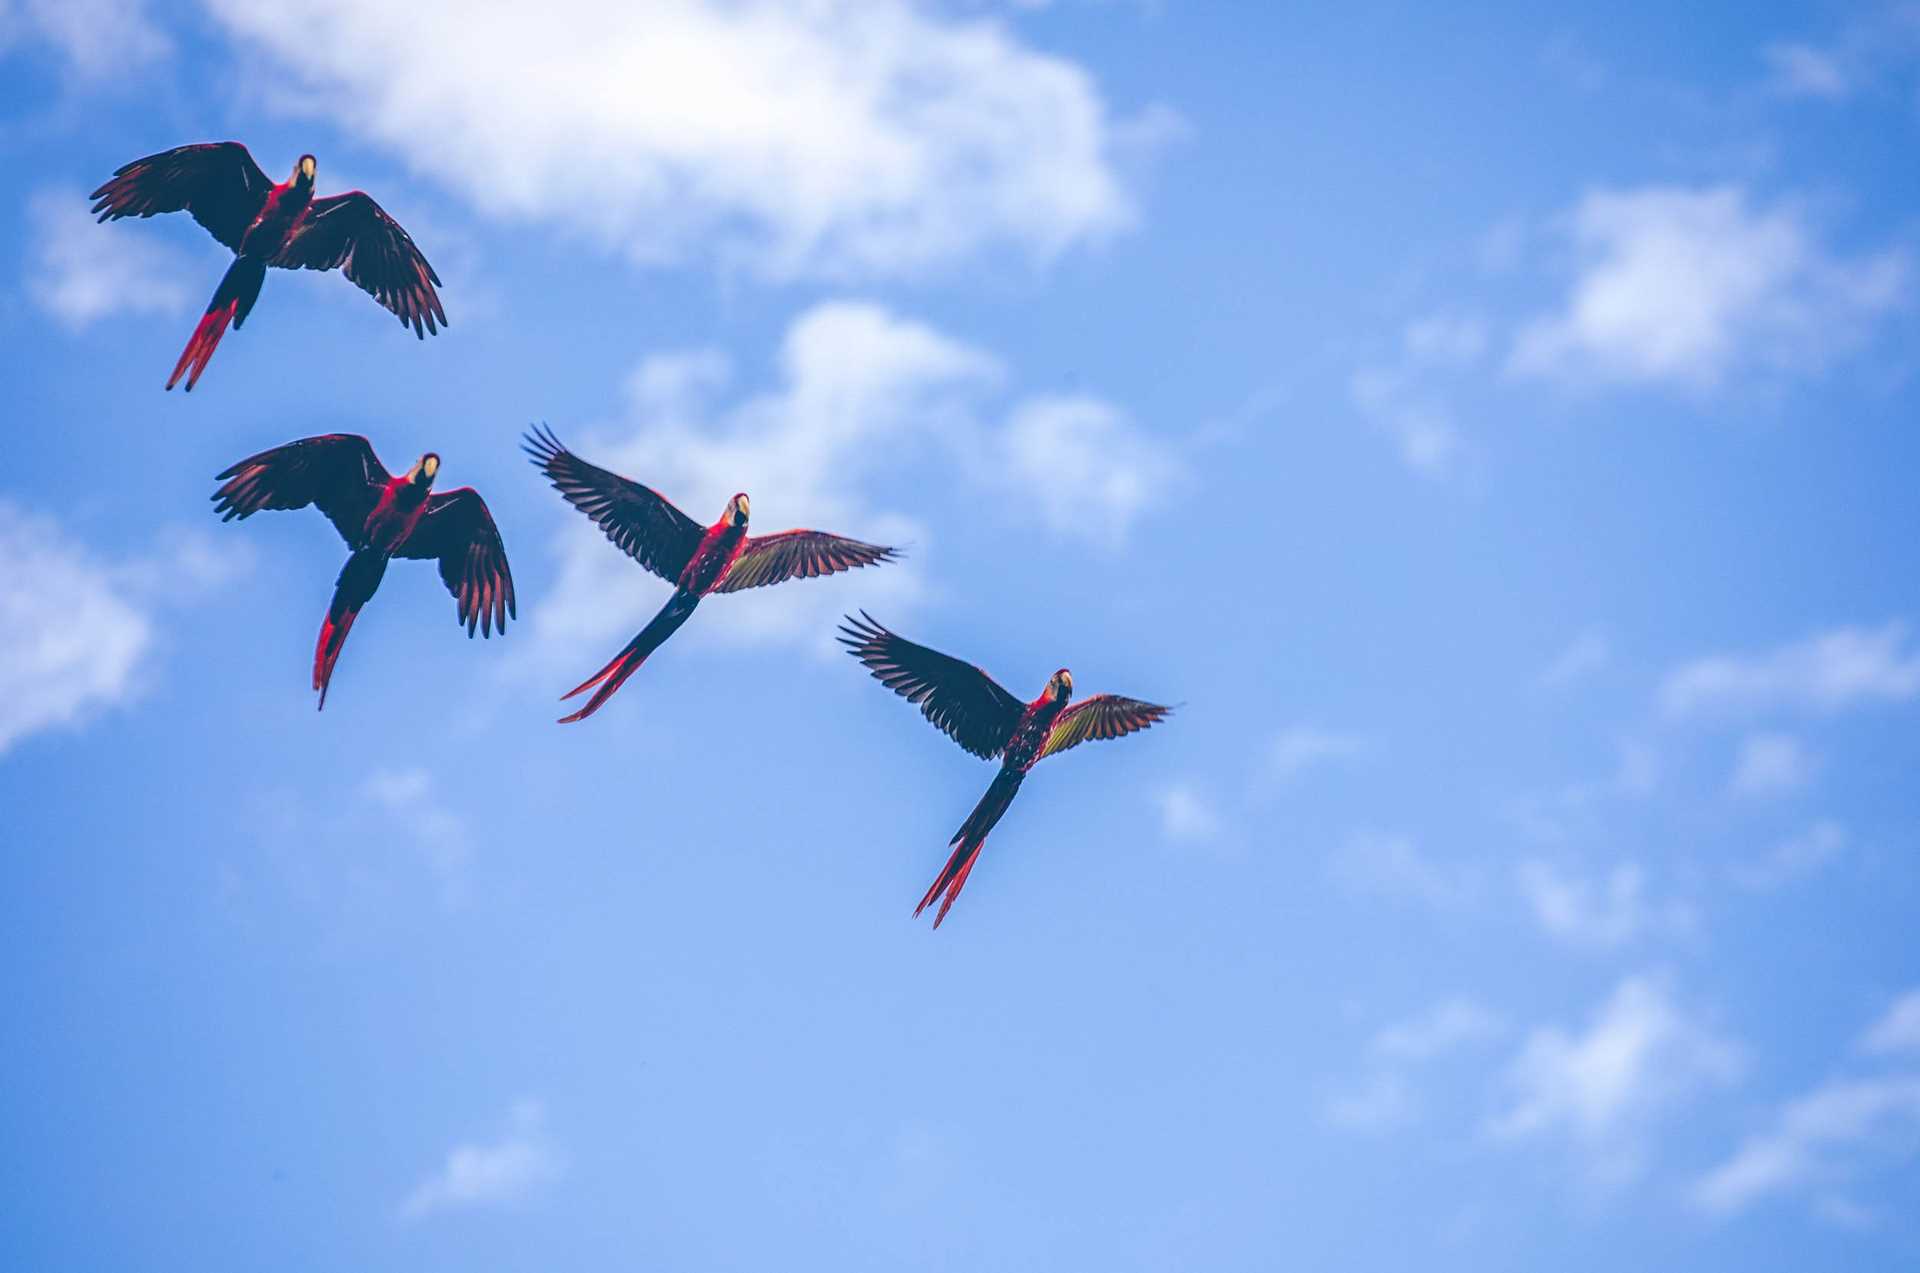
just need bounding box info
[91,144,445,391]
[525,426,900,723]
[212,435,513,708]
[839,612,1172,927]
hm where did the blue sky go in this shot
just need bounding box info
[4,1,1920,1268]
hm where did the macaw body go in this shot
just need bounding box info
[524,426,900,723]
[91,143,445,391]
[212,435,515,708]
[839,613,1173,928]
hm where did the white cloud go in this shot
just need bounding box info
[1660,623,1920,718]
[1692,1076,1920,1216]
[1156,783,1220,843]
[1859,991,1920,1057]
[1372,997,1503,1063]
[1267,726,1363,781]
[1732,820,1846,891]
[26,188,196,331]
[0,0,169,79]
[1348,366,1461,477]
[1331,830,1478,909]
[400,1101,561,1219]
[530,301,1170,661]
[1323,1070,1413,1133]
[1509,186,1907,389]
[998,397,1179,546]
[0,503,245,757]
[1491,975,1741,1179]
[1728,731,1814,799]
[204,0,1145,280]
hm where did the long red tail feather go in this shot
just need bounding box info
[167,300,237,392]
[556,592,698,724]
[916,768,1024,928]
[312,606,360,711]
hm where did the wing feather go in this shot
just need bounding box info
[211,434,389,547]
[90,142,272,252]
[714,529,898,593]
[275,191,446,336]
[396,489,516,637]
[1039,695,1173,760]
[523,425,704,584]
[838,612,1024,760]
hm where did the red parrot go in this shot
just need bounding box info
[212,435,514,708]
[839,612,1172,927]
[525,426,900,723]
[90,144,445,391]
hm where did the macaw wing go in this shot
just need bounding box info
[838,611,1024,760]
[211,433,389,547]
[90,142,273,252]
[275,191,446,336]
[396,489,516,637]
[713,530,898,593]
[523,425,704,584]
[1039,694,1173,760]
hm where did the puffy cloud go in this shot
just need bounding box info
[0,504,244,756]
[528,301,1173,662]
[1509,186,1906,389]
[0,0,168,80]
[1490,975,1740,1179]
[203,0,1145,280]
[25,188,196,331]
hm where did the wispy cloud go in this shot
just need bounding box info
[1372,997,1504,1063]
[1728,731,1815,799]
[1331,830,1479,909]
[1348,313,1487,475]
[1491,975,1740,1183]
[1540,631,1610,688]
[1156,783,1221,843]
[1859,990,1920,1057]
[1515,860,1689,949]
[400,1101,561,1220]
[1693,1075,1920,1217]
[1325,996,1503,1133]
[1731,820,1846,891]
[362,769,471,899]
[204,0,1154,280]
[26,188,196,331]
[1660,623,1920,718]
[1509,185,1907,390]
[1267,726,1364,781]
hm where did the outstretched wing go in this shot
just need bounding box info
[274,192,446,336]
[90,142,273,252]
[211,434,389,547]
[838,612,1025,760]
[396,489,516,637]
[713,530,898,593]
[1039,695,1173,760]
[523,425,705,584]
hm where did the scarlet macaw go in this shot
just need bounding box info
[91,144,444,391]
[525,426,899,723]
[212,435,513,708]
[840,612,1172,927]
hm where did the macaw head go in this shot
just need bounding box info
[410,453,440,488]
[1047,668,1074,704]
[293,154,317,188]
[725,492,750,528]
